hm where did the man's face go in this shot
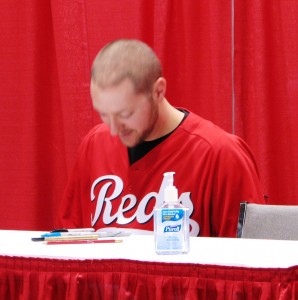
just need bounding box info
[91,79,158,147]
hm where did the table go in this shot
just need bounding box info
[0,230,298,299]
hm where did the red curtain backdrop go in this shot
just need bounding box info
[0,0,297,230]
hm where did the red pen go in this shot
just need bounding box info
[46,239,123,245]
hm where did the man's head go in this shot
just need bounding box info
[91,39,162,94]
[90,39,166,147]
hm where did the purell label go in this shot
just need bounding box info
[164,224,182,233]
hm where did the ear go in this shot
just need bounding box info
[152,77,166,102]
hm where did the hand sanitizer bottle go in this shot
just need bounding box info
[154,172,190,254]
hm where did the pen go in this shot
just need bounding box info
[32,231,130,241]
[46,239,123,245]
[44,234,100,241]
[32,234,98,242]
[51,228,95,233]
[42,232,102,238]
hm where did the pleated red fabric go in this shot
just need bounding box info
[0,256,297,300]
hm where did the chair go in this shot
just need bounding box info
[237,202,298,240]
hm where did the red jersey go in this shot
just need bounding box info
[58,111,265,237]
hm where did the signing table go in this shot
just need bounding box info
[0,230,298,299]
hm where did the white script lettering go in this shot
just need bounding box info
[90,175,200,235]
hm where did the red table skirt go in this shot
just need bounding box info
[0,256,297,300]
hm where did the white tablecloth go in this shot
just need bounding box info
[1,230,297,268]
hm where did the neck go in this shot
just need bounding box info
[145,98,185,141]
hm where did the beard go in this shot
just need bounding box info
[121,99,159,147]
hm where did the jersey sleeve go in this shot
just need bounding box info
[210,135,265,237]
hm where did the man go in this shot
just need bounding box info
[58,39,265,237]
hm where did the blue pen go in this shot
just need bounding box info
[41,232,99,238]
[41,232,62,238]
[32,232,97,241]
